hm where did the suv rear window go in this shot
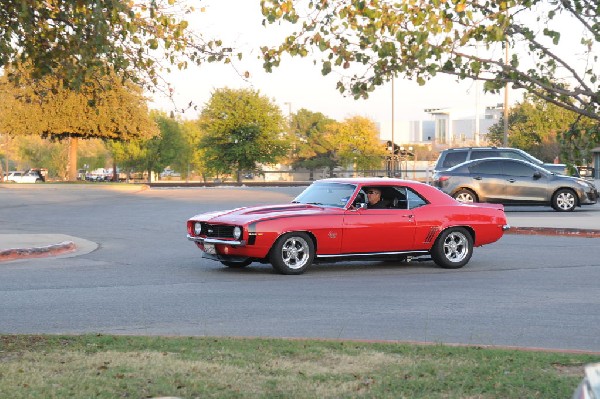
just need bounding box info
[442,152,468,168]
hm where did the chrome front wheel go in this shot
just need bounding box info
[269,232,314,275]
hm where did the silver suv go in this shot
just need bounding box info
[433,147,571,175]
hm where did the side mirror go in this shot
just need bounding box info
[533,171,542,180]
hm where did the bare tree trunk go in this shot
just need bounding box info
[68,137,78,181]
[112,158,118,182]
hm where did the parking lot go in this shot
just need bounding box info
[0,184,599,352]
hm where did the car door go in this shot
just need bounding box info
[467,160,507,202]
[23,172,37,183]
[341,186,416,254]
[501,160,548,203]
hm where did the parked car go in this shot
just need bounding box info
[3,170,44,183]
[434,146,573,176]
[187,178,509,274]
[431,158,598,212]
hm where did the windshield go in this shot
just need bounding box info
[293,182,357,208]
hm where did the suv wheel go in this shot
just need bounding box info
[552,188,577,212]
[453,189,478,203]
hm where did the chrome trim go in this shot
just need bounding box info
[187,234,246,246]
[502,224,511,231]
[317,250,428,259]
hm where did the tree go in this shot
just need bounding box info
[0,66,159,180]
[487,95,583,161]
[199,88,289,182]
[143,112,188,181]
[260,1,600,122]
[108,139,147,181]
[15,135,69,179]
[328,116,387,170]
[0,0,232,93]
[290,108,338,178]
[180,120,212,182]
[558,123,600,172]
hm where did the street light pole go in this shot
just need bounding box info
[503,11,509,147]
[391,76,395,177]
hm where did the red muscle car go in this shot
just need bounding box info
[187,178,510,274]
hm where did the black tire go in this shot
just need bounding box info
[220,259,252,268]
[452,189,478,203]
[551,188,577,212]
[269,232,315,275]
[431,227,473,269]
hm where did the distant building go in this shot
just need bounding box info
[424,104,503,146]
[385,104,504,148]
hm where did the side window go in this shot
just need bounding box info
[406,188,428,210]
[385,186,409,209]
[500,150,527,162]
[502,161,537,177]
[442,152,468,168]
[469,160,504,175]
[470,150,498,160]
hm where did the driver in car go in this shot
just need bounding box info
[365,187,389,209]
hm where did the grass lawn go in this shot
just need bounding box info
[0,334,597,398]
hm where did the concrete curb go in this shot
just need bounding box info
[0,241,76,262]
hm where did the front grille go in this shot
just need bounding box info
[204,224,235,238]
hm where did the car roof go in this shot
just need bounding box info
[448,157,544,169]
[316,177,422,186]
[313,177,457,204]
[442,146,518,151]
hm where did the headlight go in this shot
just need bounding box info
[576,180,592,188]
[194,222,203,235]
[233,226,242,240]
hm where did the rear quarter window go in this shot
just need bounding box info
[441,152,468,168]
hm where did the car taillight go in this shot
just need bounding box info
[437,176,450,182]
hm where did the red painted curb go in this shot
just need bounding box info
[0,241,76,262]
[507,227,600,238]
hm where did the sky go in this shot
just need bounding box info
[148,1,510,142]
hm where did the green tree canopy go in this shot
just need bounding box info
[260,0,600,122]
[0,0,232,92]
[144,111,188,179]
[487,95,584,162]
[0,65,159,180]
[558,123,600,170]
[329,116,387,170]
[290,108,338,173]
[199,87,289,181]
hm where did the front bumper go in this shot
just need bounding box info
[186,234,246,247]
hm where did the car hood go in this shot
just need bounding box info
[189,203,337,225]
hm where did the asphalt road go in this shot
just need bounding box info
[1,184,599,353]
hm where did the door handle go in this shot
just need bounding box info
[507,179,516,183]
[474,176,482,180]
